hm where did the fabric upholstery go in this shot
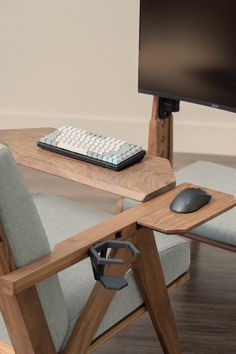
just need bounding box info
[123,161,236,246]
[33,193,113,250]
[0,192,190,351]
[0,145,68,351]
[32,193,190,351]
[0,145,190,352]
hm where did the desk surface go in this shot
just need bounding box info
[0,128,176,202]
[137,182,236,234]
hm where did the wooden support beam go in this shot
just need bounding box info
[89,272,189,353]
[0,341,15,354]
[132,227,182,354]
[0,273,190,354]
[63,228,138,354]
[0,183,234,297]
[0,225,56,354]
[148,96,173,165]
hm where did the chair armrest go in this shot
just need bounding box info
[0,197,158,296]
[0,183,234,296]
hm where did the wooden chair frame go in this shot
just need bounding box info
[0,180,234,354]
[0,195,191,354]
[0,126,234,353]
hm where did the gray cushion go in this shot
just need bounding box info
[33,193,113,250]
[0,145,68,352]
[33,193,190,351]
[123,161,236,246]
[0,154,190,352]
[176,161,236,246]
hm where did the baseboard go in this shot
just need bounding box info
[0,111,149,148]
[0,111,236,156]
[175,119,236,156]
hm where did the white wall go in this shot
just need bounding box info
[0,0,236,155]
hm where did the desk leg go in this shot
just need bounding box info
[132,227,182,354]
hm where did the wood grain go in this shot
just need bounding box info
[0,149,234,354]
[0,290,56,354]
[0,341,14,354]
[132,227,182,354]
[17,151,236,354]
[0,273,190,354]
[0,128,176,202]
[181,231,236,252]
[0,183,234,296]
[147,96,173,165]
[0,224,15,276]
[0,226,56,354]
[89,307,147,353]
[63,228,138,354]
[138,183,236,234]
[89,273,189,353]
[94,240,236,354]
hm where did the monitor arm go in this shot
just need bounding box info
[148,96,179,166]
[158,97,180,119]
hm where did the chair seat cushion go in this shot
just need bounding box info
[176,161,236,246]
[0,194,190,352]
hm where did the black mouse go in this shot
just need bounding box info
[170,187,212,213]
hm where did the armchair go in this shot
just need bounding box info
[0,144,190,354]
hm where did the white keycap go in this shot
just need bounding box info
[38,125,145,168]
[58,142,87,155]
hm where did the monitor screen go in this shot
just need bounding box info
[139,0,236,113]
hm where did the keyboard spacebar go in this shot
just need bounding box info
[57,142,88,155]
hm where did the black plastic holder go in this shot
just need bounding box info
[89,240,140,291]
[158,97,180,118]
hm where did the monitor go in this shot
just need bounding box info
[139,0,236,113]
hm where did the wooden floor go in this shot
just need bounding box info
[20,152,236,354]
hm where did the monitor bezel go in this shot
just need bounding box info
[138,86,236,114]
[138,1,236,115]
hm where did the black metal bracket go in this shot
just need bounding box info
[159,97,180,119]
[89,240,140,291]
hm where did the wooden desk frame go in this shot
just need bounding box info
[148,96,236,252]
[0,128,176,203]
[0,130,235,353]
[148,96,173,165]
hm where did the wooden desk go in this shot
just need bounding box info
[0,128,176,202]
[0,129,235,354]
[137,182,236,234]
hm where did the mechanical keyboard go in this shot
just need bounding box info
[37,125,146,171]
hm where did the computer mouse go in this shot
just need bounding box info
[170,187,212,213]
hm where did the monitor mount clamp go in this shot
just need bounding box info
[148,96,180,165]
[158,97,180,119]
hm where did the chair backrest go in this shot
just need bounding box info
[0,145,68,352]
